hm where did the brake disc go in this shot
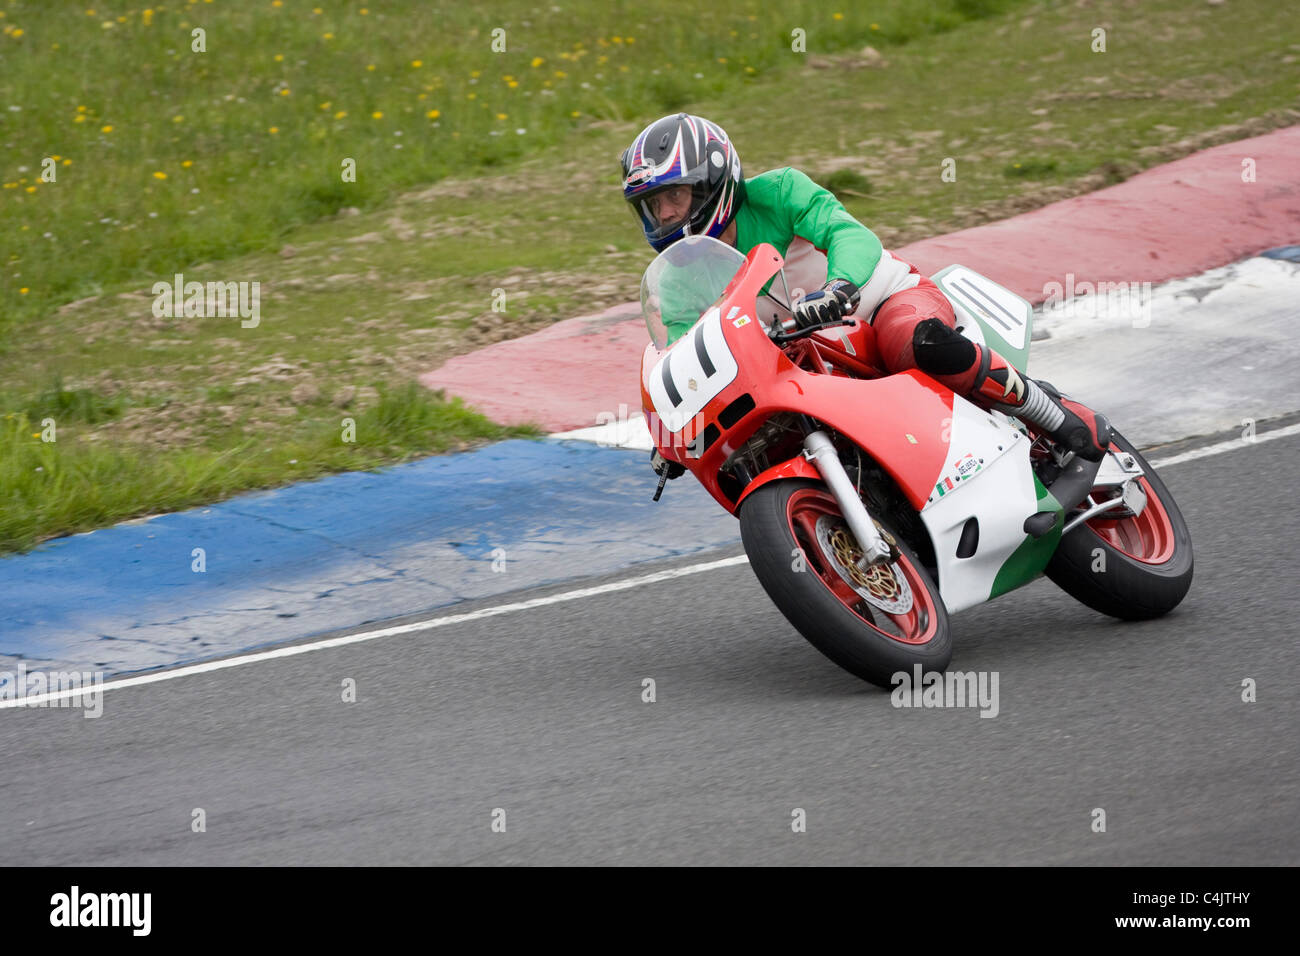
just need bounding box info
[814,515,914,614]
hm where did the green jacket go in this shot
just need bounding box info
[734,166,883,289]
[660,167,885,344]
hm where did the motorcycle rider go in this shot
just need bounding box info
[622,113,1112,481]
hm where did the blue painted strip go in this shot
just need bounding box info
[0,440,740,676]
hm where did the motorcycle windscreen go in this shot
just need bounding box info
[641,235,747,350]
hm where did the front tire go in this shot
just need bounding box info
[1045,429,1193,619]
[739,479,951,688]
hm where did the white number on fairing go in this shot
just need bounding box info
[647,306,738,433]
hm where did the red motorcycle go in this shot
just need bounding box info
[641,236,1193,687]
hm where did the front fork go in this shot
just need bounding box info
[801,429,893,567]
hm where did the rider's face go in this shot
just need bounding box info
[647,184,693,226]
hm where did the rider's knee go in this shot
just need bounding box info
[911,316,976,375]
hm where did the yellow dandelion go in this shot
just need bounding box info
[334,110,347,119]
[319,101,331,110]
[360,7,369,14]
[570,110,580,118]
[312,6,322,13]
[611,36,623,44]
[506,79,518,88]
[833,12,843,20]
[273,53,284,61]
[371,110,383,119]
[181,160,193,168]
[25,185,36,193]
[871,22,880,30]
[77,105,87,112]
[717,57,727,63]
[279,88,291,96]
[411,59,422,68]
[19,288,29,294]
[426,109,440,119]
[74,115,86,123]
[62,159,72,166]
[366,64,376,71]
[530,56,544,67]
[116,14,126,22]
[268,126,279,134]
[11,27,23,37]
[100,124,113,133]
[626,36,635,44]
[322,32,333,39]
[172,114,184,123]
[152,171,167,180]
[471,70,481,78]
[495,112,507,120]
[143,9,154,24]
[466,92,476,100]
[554,70,567,78]
[272,0,282,6]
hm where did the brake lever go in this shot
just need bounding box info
[652,470,670,501]
[769,316,857,345]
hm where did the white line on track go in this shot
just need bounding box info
[3,421,1296,708]
[1144,422,1300,469]
[0,556,749,708]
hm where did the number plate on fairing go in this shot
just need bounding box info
[646,306,739,433]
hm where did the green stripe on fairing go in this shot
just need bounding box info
[988,473,1063,599]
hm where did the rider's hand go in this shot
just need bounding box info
[651,448,685,480]
[792,279,860,329]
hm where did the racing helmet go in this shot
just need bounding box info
[621,113,743,253]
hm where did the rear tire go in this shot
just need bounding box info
[1045,429,1193,619]
[739,479,951,688]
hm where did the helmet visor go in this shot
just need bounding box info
[632,179,715,242]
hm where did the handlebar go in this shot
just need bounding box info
[768,316,858,345]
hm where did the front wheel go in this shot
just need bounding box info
[739,479,951,688]
[1045,429,1193,619]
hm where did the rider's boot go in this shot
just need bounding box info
[912,317,1113,462]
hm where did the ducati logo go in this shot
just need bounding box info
[687,378,698,391]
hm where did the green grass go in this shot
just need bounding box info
[814,168,874,200]
[0,0,1297,553]
[0,383,536,553]
[0,0,1025,330]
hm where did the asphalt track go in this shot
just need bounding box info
[3,422,1297,866]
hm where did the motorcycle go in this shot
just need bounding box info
[640,235,1193,687]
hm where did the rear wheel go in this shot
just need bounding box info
[1045,429,1193,619]
[739,479,951,688]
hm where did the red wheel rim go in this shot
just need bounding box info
[1085,474,1177,565]
[785,488,939,646]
